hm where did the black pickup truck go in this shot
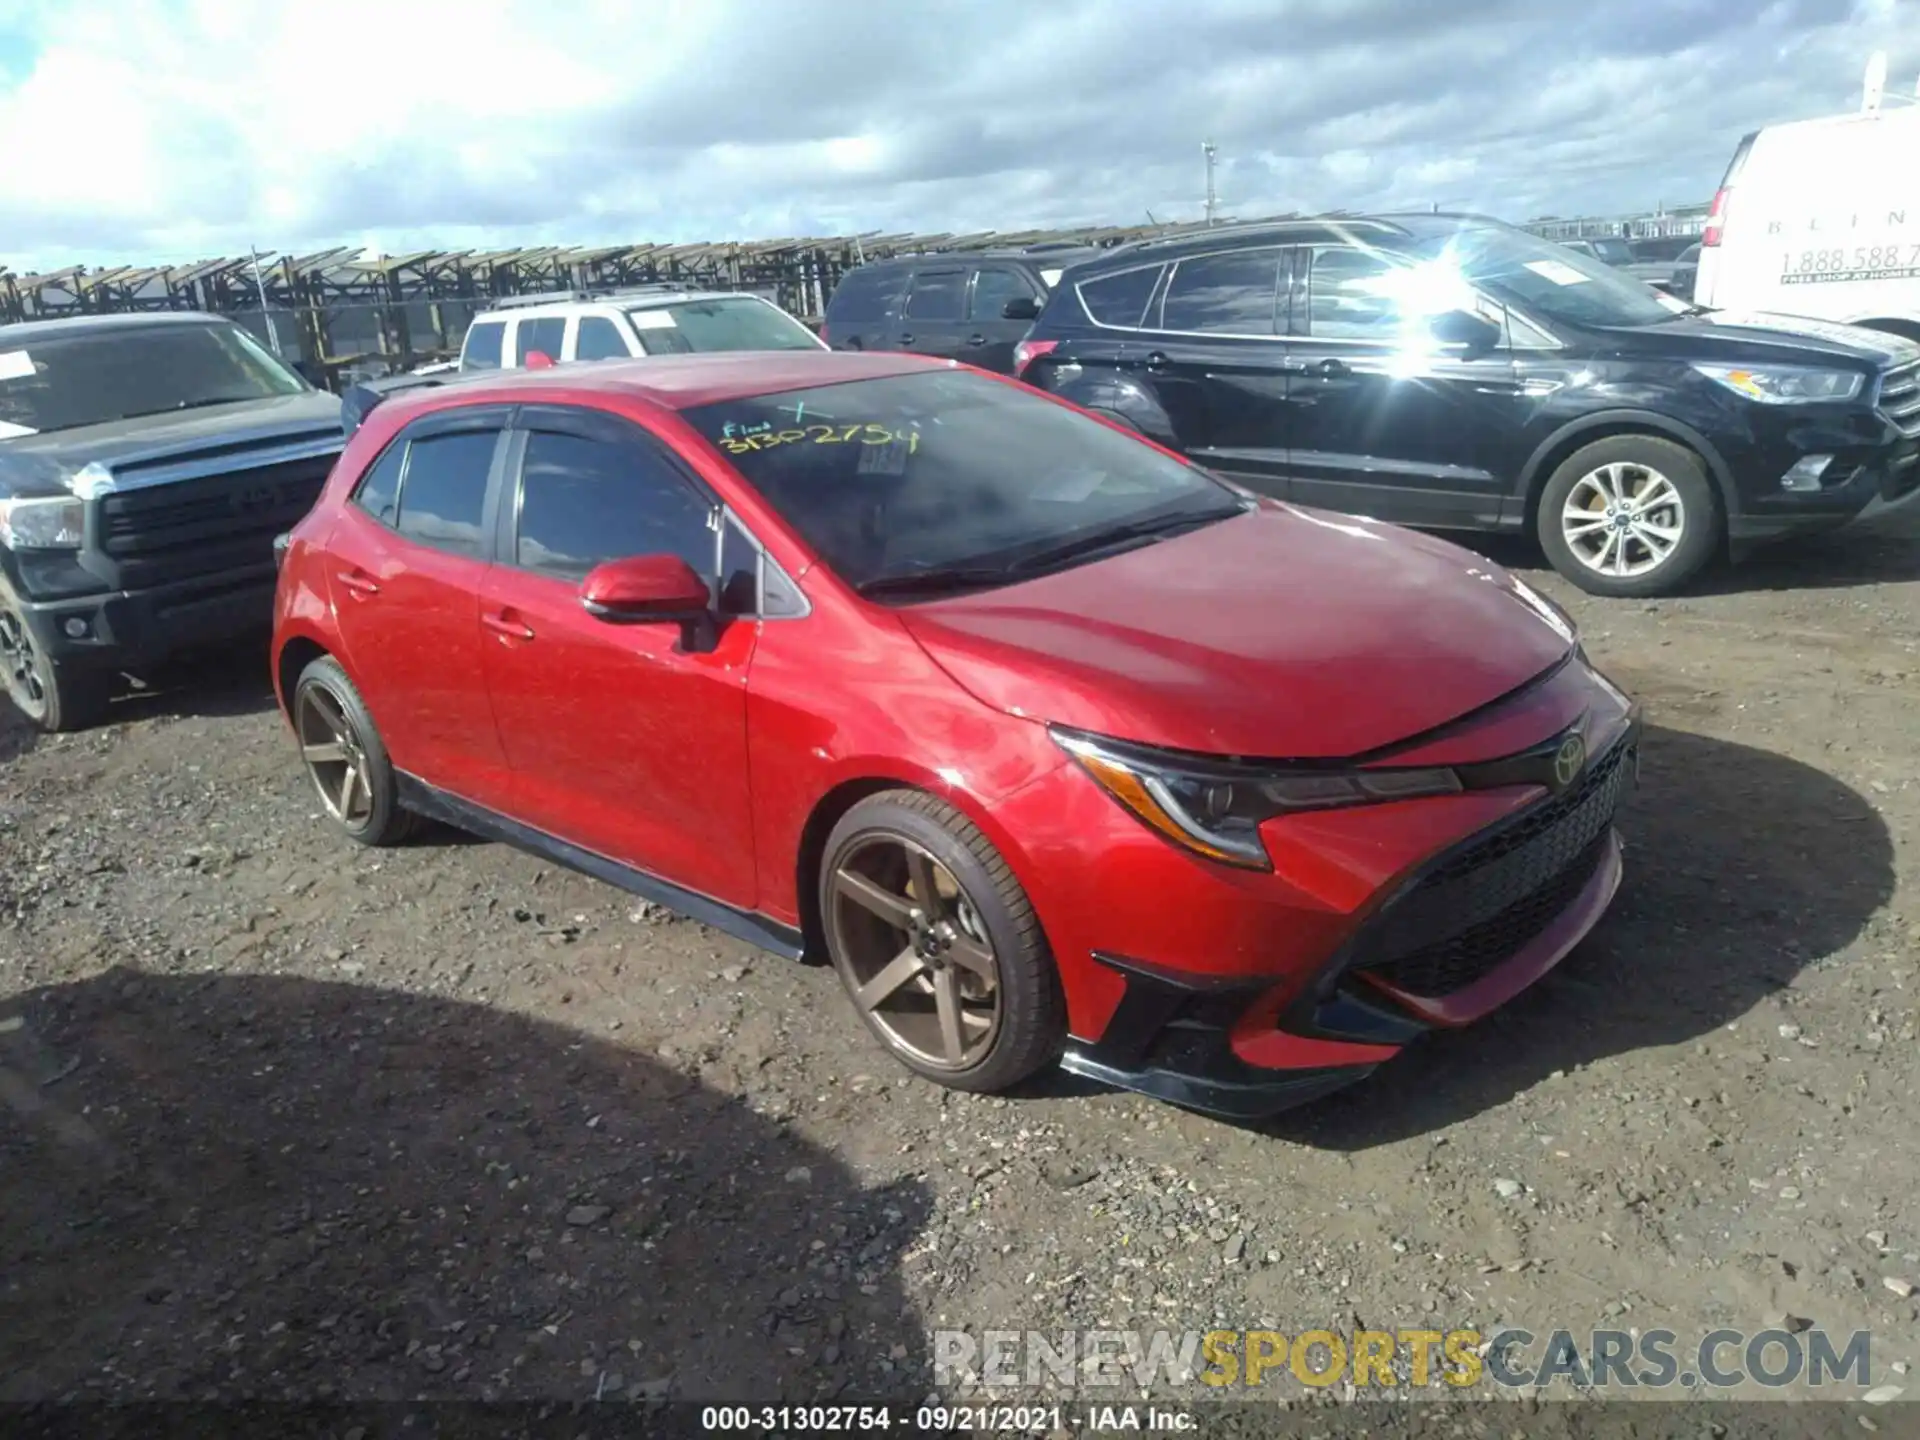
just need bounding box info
[0,312,343,731]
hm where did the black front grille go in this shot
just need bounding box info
[94,459,332,585]
[1350,737,1633,998]
[1881,360,1920,439]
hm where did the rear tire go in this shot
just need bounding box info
[0,582,114,733]
[818,791,1064,1094]
[1536,435,1720,598]
[291,655,418,847]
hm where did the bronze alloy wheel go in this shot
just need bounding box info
[295,683,376,829]
[826,834,1003,1073]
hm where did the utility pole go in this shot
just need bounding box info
[1202,140,1219,226]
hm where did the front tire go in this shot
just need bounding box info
[818,791,1064,1093]
[0,586,113,733]
[1536,435,1720,598]
[291,655,417,847]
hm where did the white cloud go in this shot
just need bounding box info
[0,0,1916,271]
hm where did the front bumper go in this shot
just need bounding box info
[1727,432,1920,546]
[1052,713,1640,1121]
[10,564,277,673]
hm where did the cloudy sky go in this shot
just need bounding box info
[1,0,1916,272]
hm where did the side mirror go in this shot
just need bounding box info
[580,554,710,623]
[1428,309,1502,352]
[1001,296,1042,321]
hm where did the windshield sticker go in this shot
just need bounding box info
[717,422,920,456]
[0,351,36,381]
[1522,260,1592,287]
[630,310,678,330]
[856,433,916,476]
[0,418,37,438]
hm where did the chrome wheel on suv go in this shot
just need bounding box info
[1537,435,1719,598]
[1561,462,1686,579]
[819,791,1064,1092]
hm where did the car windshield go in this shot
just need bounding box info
[1410,226,1679,330]
[0,322,309,437]
[629,298,822,356]
[681,369,1245,594]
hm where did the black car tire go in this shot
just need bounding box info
[819,791,1064,1094]
[291,655,418,847]
[0,582,114,733]
[1536,435,1720,598]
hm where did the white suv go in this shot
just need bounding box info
[440,289,827,374]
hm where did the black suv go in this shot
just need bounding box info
[1,313,343,729]
[1015,214,1920,597]
[822,246,1096,374]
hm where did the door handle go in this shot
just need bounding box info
[482,611,535,641]
[898,333,916,345]
[966,334,988,346]
[1276,358,1309,374]
[336,570,379,597]
[1143,351,1170,371]
[1315,358,1351,379]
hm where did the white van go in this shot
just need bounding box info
[446,288,826,374]
[1693,100,1920,341]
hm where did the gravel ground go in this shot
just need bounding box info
[2,509,1918,1430]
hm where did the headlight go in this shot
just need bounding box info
[1692,363,1863,404]
[0,495,85,550]
[1053,729,1462,870]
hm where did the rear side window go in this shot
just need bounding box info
[1076,266,1162,328]
[904,270,966,322]
[574,316,628,361]
[462,321,505,371]
[514,317,566,365]
[1160,250,1283,334]
[395,431,497,557]
[826,266,908,323]
[352,440,404,526]
[514,429,715,583]
[1304,248,1405,339]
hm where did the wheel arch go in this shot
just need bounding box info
[1851,317,1920,344]
[1519,411,1738,525]
[273,630,332,723]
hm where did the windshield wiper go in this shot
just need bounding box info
[855,564,1017,599]
[1000,503,1246,576]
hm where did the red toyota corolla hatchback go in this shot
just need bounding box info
[272,351,1639,1118]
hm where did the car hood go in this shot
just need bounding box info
[0,391,343,499]
[1605,309,1920,368]
[896,504,1577,760]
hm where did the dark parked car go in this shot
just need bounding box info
[1015,213,1920,597]
[1,313,344,729]
[821,247,1096,374]
[273,351,1638,1118]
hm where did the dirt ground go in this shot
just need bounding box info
[2,506,1918,1427]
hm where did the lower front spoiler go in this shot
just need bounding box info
[1058,1046,1378,1121]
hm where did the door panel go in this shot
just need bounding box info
[1132,246,1294,496]
[1283,245,1524,529]
[964,266,1043,373]
[325,415,513,805]
[897,269,969,359]
[478,408,758,907]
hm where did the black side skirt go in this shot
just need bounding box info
[394,772,806,962]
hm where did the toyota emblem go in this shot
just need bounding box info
[1552,733,1587,790]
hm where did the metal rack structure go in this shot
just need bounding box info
[1,205,1710,388]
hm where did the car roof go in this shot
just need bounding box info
[472,291,761,322]
[0,311,231,344]
[374,350,952,427]
[853,247,1102,270]
[1080,211,1517,267]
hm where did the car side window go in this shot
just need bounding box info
[718,513,759,615]
[462,321,505,371]
[515,316,566,365]
[351,439,405,526]
[969,268,1036,321]
[1159,249,1284,334]
[904,270,966,322]
[1305,248,1408,339]
[1076,266,1162,328]
[574,316,628,361]
[514,429,716,584]
[393,431,499,558]
[825,266,906,323]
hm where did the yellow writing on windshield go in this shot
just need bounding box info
[717,422,920,456]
